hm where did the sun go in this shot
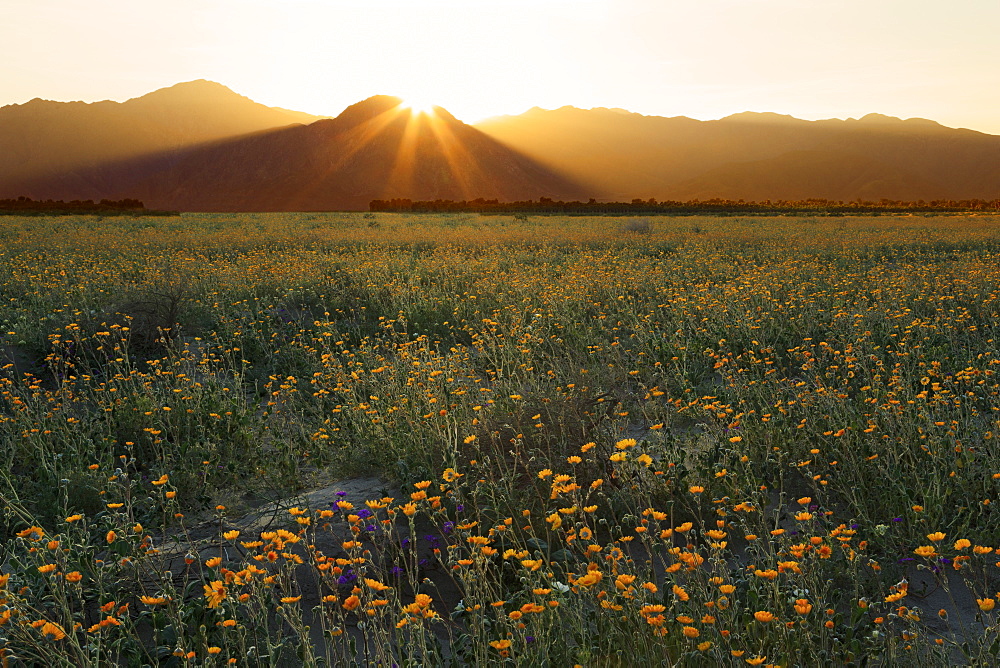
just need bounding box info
[400,96,437,116]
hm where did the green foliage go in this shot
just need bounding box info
[1,212,999,664]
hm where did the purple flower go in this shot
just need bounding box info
[336,491,347,497]
[456,504,465,512]
[338,569,357,584]
[391,566,405,576]
[442,522,455,534]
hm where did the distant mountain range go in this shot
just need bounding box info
[1,80,998,210]
[477,107,1000,202]
[0,82,585,210]
[0,80,323,187]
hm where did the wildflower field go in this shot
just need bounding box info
[1,212,1000,666]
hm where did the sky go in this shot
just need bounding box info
[2,0,999,133]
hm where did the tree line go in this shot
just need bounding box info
[370,197,1000,216]
[0,196,175,216]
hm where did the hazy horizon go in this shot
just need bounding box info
[3,78,996,137]
[2,0,998,134]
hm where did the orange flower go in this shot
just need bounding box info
[343,595,361,611]
[17,526,44,540]
[365,578,391,591]
[753,610,775,623]
[203,581,227,608]
[40,621,66,640]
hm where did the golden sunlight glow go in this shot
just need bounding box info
[400,97,437,116]
[2,1,1000,134]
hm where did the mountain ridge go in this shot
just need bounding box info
[4,90,588,211]
[0,80,328,189]
[474,105,1000,201]
[1,80,998,209]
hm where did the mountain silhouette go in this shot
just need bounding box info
[3,81,999,209]
[475,107,1000,201]
[0,80,327,196]
[4,93,588,210]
